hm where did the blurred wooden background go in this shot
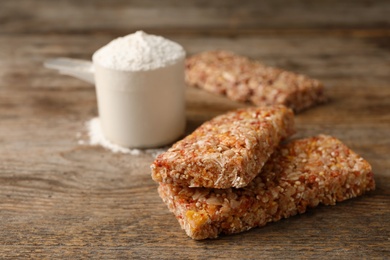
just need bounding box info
[0,0,389,258]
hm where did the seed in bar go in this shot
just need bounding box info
[151,105,295,189]
[185,50,327,112]
[158,135,375,240]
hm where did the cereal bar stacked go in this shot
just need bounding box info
[152,105,295,189]
[151,106,375,240]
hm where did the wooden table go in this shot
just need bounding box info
[1,1,389,258]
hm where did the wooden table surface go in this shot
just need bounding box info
[1,0,389,258]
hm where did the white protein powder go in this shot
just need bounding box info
[92,30,185,71]
[85,117,167,157]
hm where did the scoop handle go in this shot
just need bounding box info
[44,58,95,84]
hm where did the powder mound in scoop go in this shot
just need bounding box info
[93,31,185,71]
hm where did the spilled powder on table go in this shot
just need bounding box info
[81,117,167,157]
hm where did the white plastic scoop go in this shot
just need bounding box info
[44,31,187,149]
[44,58,95,84]
[45,56,186,149]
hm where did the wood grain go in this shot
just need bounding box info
[1,0,390,35]
[0,0,389,259]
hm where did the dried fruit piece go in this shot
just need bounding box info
[151,105,295,189]
[158,135,375,240]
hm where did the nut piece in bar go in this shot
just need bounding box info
[158,135,375,240]
[185,50,327,112]
[151,105,295,189]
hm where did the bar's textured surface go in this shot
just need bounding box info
[185,50,327,112]
[158,135,375,240]
[151,105,295,189]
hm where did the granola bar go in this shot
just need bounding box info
[151,105,295,189]
[158,135,375,240]
[185,50,327,112]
